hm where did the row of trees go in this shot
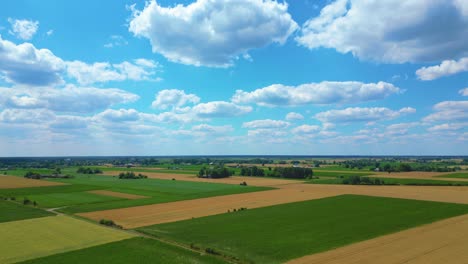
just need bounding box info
[342,176,385,185]
[239,166,313,179]
[77,167,103,174]
[198,166,233,178]
[118,172,147,179]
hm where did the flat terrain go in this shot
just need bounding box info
[0,200,53,223]
[288,213,468,264]
[0,215,134,264]
[371,171,468,182]
[0,175,65,189]
[78,187,341,228]
[79,183,468,228]
[0,174,269,213]
[138,195,468,264]
[19,237,224,264]
[104,170,301,187]
[87,190,149,200]
[437,172,468,179]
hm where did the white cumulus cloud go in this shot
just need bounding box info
[0,36,64,86]
[242,119,290,129]
[285,112,304,121]
[232,81,400,106]
[460,88,468,96]
[152,89,200,110]
[192,101,252,118]
[416,57,468,80]
[128,0,297,67]
[66,59,159,85]
[423,101,468,122]
[297,0,468,63]
[315,107,416,123]
[8,18,39,40]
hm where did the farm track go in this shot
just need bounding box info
[287,213,468,264]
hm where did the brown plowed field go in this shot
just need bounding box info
[78,183,468,229]
[287,213,468,264]
[87,190,149,200]
[104,171,301,187]
[78,187,342,228]
[0,175,65,189]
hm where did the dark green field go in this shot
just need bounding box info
[309,176,468,186]
[0,174,270,213]
[436,172,468,179]
[0,200,53,223]
[19,237,225,264]
[139,195,468,263]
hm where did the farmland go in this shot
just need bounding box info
[0,200,53,223]
[138,195,468,263]
[1,156,468,263]
[20,237,225,264]
[0,215,134,264]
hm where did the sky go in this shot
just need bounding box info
[0,0,467,156]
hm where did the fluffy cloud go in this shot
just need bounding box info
[459,88,468,96]
[0,109,54,123]
[49,116,89,131]
[291,124,321,134]
[191,124,233,135]
[416,57,468,80]
[128,0,297,67]
[0,85,139,113]
[285,112,304,121]
[297,0,468,63]
[66,59,159,85]
[232,81,400,106]
[8,18,39,40]
[242,119,290,129]
[0,36,64,86]
[315,107,416,123]
[428,122,467,132]
[94,108,140,122]
[192,101,252,118]
[423,101,468,122]
[152,89,200,110]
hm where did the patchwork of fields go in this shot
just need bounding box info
[2,165,468,263]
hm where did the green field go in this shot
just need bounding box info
[0,215,134,264]
[436,172,468,179]
[20,237,225,264]
[0,174,270,213]
[312,170,374,177]
[0,200,53,223]
[309,176,468,186]
[138,195,468,263]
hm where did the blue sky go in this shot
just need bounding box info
[0,0,467,156]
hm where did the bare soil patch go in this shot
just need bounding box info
[0,175,65,189]
[87,190,149,200]
[287,213,468,264]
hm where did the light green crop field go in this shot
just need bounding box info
[139,195,468,264]
[19,237,225,264]
[0,174,270,213]
[0,200,53,223]
[0,215,134,264]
